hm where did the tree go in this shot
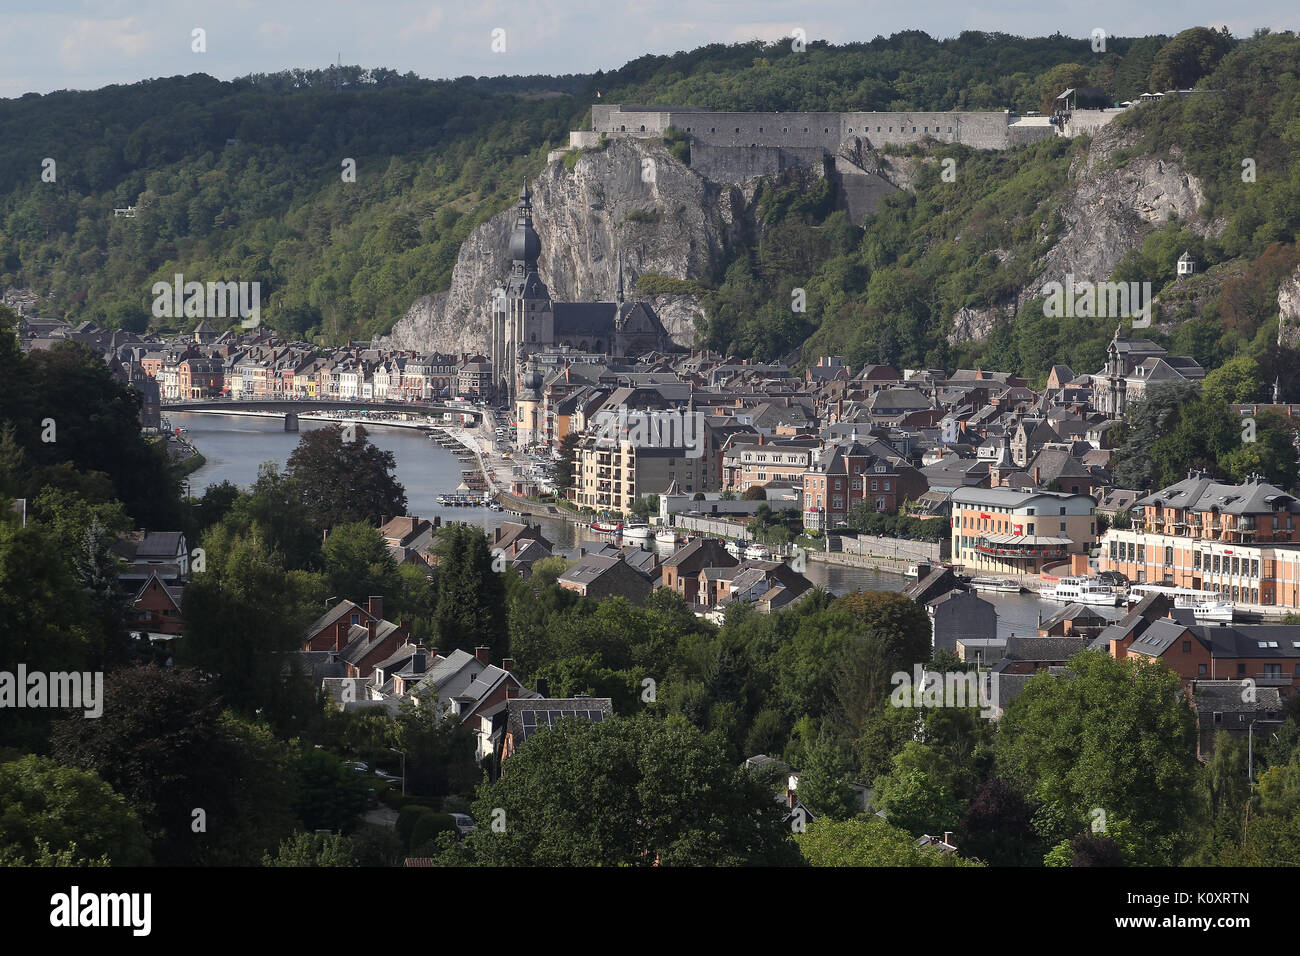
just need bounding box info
[391,693,480,800]
[293,748,370,834]
[872,741,966,836]
[263,831,358,867]
[797,816,983,867]
[286,424,406,529]
[995,651,1198,863]
[0,755,152,866]
[553,432,581,493]
[463,715,801,866]
[1147,27,1232,91]
[830,590,932,672]
[50,665,230,865]
[742,485,767,501]
[432,523,507,657]
[179,524,318,730]
[957,777,1045,866]
[1202,354,1264,405]
[226,464,322,570]
[321,522,402,607]
[796,730,859,819]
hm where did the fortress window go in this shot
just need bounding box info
[758,127,763,132]
[710,127,715,133]
[888,127,892,132]
[948,126,953,132]
[782,127,788,133]
[619,125,626,131]
[686,127,692,132]
[803,127,808,133]
[912,127,916,132]
[640,125,645,131]
[824,127,829,133]
[877,126,881,131]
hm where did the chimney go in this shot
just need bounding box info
[474,646,491,665]
[335,619,348,652]
[502,657,515,673]
[1033,466,1040,486]
[368,595,383,620]
[366,618,377,642]
[535,676,550,697]
[505,683,516,700]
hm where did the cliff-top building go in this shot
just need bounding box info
[488,184,674,406]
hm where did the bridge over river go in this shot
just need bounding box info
[160,398,486,429]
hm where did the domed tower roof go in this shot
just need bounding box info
[509,181,541,270]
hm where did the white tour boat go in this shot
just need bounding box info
[1127,584,1235,622]
[1042,576,1122,607]
[655,529,680,545]
[621,524,653,541]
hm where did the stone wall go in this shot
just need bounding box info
[831,532,948,563]
[590,106,1055,154]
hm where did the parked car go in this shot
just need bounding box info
[448,813,476,838]
[347,761,370,775]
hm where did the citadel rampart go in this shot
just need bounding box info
[565,104,1086,221]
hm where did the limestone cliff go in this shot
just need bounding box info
[945,124,1210,346]
[1278,266,1300,349]
[381,138,747,354]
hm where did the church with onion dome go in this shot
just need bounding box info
[488,183,675,406]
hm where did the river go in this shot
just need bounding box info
[173,410,1114,639]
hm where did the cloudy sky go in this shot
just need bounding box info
[2,0,1297,98]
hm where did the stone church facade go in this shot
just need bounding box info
[488,184,674,405]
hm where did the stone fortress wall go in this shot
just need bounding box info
[589,103,1056,145]
[565,104,1086,221]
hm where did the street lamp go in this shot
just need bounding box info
[389,747,407,797]
[1248,718,1283,784]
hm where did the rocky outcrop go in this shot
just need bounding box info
[946,125,1209,346]
[381,139,746,354]
[1279,266,1300,349]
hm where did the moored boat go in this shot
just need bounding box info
[744,543,772,561]
[655,529,679,545]
[622,524,653,541]
[1127,584,1236,621]
[970,577,1027,594]
[1041,576,1122,607]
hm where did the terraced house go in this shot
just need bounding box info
[1100,471,1300,607]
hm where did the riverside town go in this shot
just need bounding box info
[1,7,1298,902]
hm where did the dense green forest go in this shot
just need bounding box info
[0,29,1245,350]
[700,28,1300,388]
[3,29,1297,383]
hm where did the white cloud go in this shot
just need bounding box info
[58,17,153,72]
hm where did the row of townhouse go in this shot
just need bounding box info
[137,341,471,402]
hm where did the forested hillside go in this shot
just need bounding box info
[4,28,1299,392]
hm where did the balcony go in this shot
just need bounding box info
[1249,672,1293,687]
[974,544,1068,560]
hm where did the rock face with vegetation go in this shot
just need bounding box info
[943,124,1209,347]
[382,138,738,353]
